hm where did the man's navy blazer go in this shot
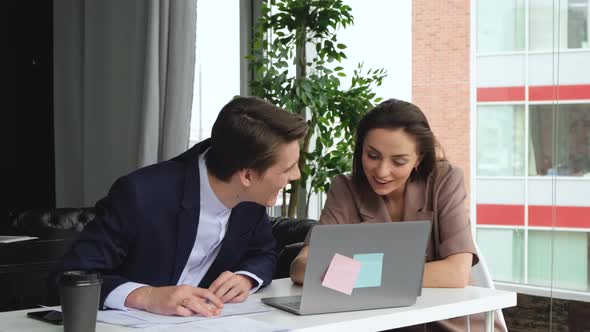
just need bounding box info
[61,139,277,308]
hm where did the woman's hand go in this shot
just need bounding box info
[290,245,309,285]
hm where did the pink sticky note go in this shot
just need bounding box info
[321,253,362,295]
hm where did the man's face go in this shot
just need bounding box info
[246,140,301,207]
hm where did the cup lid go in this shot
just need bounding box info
[60,270,103,286]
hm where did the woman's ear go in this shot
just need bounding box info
[415,155,424,170]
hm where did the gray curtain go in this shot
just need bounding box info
[54,0,197,207]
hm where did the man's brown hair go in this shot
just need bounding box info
[206,96,308,181]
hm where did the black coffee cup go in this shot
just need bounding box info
[59,270,102,332]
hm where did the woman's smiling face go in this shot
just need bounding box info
[361,128,421,197]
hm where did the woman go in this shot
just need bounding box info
[290,99,505,331]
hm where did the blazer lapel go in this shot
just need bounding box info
[356,178,433,223]
[172,207,199,284]
[403,178,434,260]
[403,179,433,221]
[170,141,210,284]
[356,180,391,223]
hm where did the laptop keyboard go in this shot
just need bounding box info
[278,296,302,309]
[282,300,301,309]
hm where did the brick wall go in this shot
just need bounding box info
[412,0,472,202]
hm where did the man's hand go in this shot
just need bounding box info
[208,271,255,303]
[125,285,224,317]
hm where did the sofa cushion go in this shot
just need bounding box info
[11,208,95,239]
[6,210,316,283]
[270,216,318,279]
[270,216,317,254]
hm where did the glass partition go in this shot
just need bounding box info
[476,0,590,329]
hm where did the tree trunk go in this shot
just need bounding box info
[281,189,287,216]
[288,26,308,218]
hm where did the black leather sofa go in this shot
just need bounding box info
[0,208,316,312]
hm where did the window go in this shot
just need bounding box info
[529,0,590,51]
[477,0,589,53]
[528,230,588,291]
[476,105,525,176]
[189,0,240,146]
[475,0,590,301]
[568,0,590,48]
[477,0,525,53]
[529,104,590,176]
[477,228,524,283]
[480,225,590,292]
[476,102,590,293]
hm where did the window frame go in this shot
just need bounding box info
[472,0,590,300]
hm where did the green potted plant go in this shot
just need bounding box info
[248,0,387,218]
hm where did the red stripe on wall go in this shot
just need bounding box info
[477,84,590,102]
[528,205,590,228]
[477,87,525,102]
[529,85,590,101]
[477,204,590,228]
[477,204,525,226]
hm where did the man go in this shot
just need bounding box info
[61,96,308,317]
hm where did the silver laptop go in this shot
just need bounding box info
[262,221,431,315]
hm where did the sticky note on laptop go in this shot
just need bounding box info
[353,253,384,288]
[321,253,361,295]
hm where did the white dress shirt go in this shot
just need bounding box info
[104,151,263,310]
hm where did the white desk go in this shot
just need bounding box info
[0,278,516,332]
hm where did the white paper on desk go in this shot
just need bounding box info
[97,298,272,327]
[96,310,150,326]
[144,316,289,332]
[0,235,38,243]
